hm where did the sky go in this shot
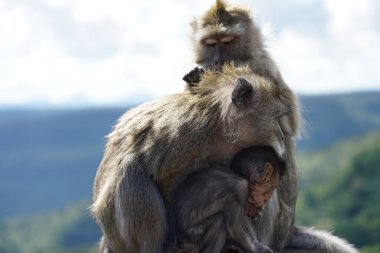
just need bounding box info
[0,0,380,107]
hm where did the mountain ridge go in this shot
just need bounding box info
[0,91,379,218]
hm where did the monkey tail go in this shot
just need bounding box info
[285,226,359,253]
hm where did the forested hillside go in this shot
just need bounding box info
[0,91,379,252]
[297,131,380,252]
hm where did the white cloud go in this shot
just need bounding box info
[269,0,380,94]
[0,0,200,106]
[0,0,379,107]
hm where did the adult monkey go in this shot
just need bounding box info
[92,65,299,253]
[189,1,358,253]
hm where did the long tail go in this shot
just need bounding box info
[285,226,359,253]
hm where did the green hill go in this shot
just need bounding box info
[0,202,99,253]
[296,131,380,250]
[0,92,379,218]
[0,91,379,252]
[1,131,379,253]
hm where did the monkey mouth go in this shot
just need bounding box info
[200,61,226,70]
[212,60,228,67]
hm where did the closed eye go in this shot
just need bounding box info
[220,35,235,44]
[203,38,217,46]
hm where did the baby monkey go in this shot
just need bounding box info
[167,146,285,253]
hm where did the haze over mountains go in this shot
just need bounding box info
[0,91,379,253]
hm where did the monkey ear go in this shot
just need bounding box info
[231,78,253,108]
[262,162,274,182]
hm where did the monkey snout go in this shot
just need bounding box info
[273,141,285,160]
[212,46,229,67]
[273,122,286,158]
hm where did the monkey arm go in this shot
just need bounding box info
[92,157,168,253]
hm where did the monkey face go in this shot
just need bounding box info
[191,1,254,67]
[198,34,244,67]
[195,28,254,68]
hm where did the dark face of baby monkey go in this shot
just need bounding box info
[166,146,284,253]
[231,146,285,218]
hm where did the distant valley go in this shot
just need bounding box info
[0,91,379,253]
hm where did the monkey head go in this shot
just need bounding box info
[191,64,299,160]
[231,146,285,180]
[191,0,260,67]
[231,146,285,217]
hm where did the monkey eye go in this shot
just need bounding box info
[220,35,236,44]
[204,38,218,46]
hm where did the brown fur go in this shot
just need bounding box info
[91,64,297,253]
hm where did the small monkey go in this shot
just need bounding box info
[92,64,298,253]
[167,146,284,253]
[231,146,284,219]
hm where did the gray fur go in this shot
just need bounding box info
[284,226,358,253]
[168,146,283,253]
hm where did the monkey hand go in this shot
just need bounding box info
[223,240,245,253]
[252,241,273,253]
[183,67,205,86]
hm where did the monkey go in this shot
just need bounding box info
[231,146,284,219]
[188,2,359,253]
[166,146,284,253]
[189,0,285,87]
[91,64,299,253]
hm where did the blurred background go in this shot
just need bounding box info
[0,0,379,252]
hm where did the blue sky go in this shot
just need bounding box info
[1,0,380,107]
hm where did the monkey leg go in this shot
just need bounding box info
[114,166,168,253]
[283,226,358,253]
[225,203,272,253]
[199,214,227,253]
